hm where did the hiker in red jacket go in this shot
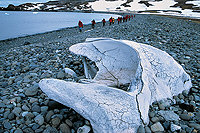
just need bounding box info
[78,20,83,32]
[91,19,96,29]
[117,17,120,24]
[109,17,113,25]
[102,18,106,26]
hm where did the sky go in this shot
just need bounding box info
[0,0,53,7]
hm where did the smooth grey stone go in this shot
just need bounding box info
[14,129,23,133]
[25,87,38,96]
[31,105,41,113]
[12,107,22,117]
[180,114,191,121]
[45,110,54,122]
[51,117,61,127]
[150,122,164,132]
[145,126,152,133]
[43,126,58,133]
[137,125,145,133]
[59,123,71,133]
[34,114,44,125]
[8,113,15,120]
[3,121,12,129]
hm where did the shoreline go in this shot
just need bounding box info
[0,12,199,53]
[0,13,199,132]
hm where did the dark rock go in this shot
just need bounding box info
[178,103,195,112]
[48,100,65,110]
[163,121,170,130]
[24,42,31,45]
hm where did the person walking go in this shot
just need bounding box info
[109,17,113,25]
[117,17,120,24]
[112,18,115,24]
[91,19,96,29]
[78,20,83,32]
[102,18,106,26]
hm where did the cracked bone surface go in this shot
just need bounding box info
[39,38,192,133]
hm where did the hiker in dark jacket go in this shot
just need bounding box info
[91,19,96,29]
[102,18,106,26]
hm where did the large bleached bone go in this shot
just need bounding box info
[39,38,192,133]
[39,79,141,133]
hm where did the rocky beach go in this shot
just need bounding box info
[0,14,200,133]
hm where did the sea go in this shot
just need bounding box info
[0,11,120,41]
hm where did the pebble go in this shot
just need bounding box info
[158,110,180,121]
[31,104,41,113]
[180,114,191,121]
[25,87,38,96]
[45,110,54,122]
[59,123,71,133]
[14,128,23,133]
[65,119,73,127]
[145,126,151,133]
[188,123,200,130]
[51,117,61,127]
[150,122,164,132]
[43,126,58,133]
[170,123,181,132]
[34,114,44,125]
[22,105,30,111]
[137,125,145,133]
[3,121,12,129]
[77,125,91,133]
[12,107,22,117]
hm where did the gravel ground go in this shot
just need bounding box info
[0,14,200,133]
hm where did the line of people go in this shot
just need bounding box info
[78,14,135,32]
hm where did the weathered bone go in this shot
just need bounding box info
[39,38,192,133]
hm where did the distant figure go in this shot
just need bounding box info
[134,14,136,17]
[117,17,120,24]
[91,19,96,29]
[112,18,115,24]
[78,20,83,32]
[102,18,106,26]
[109,17,113,25]
[131,15,133,19]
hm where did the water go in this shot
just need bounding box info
[0,11,120,41]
